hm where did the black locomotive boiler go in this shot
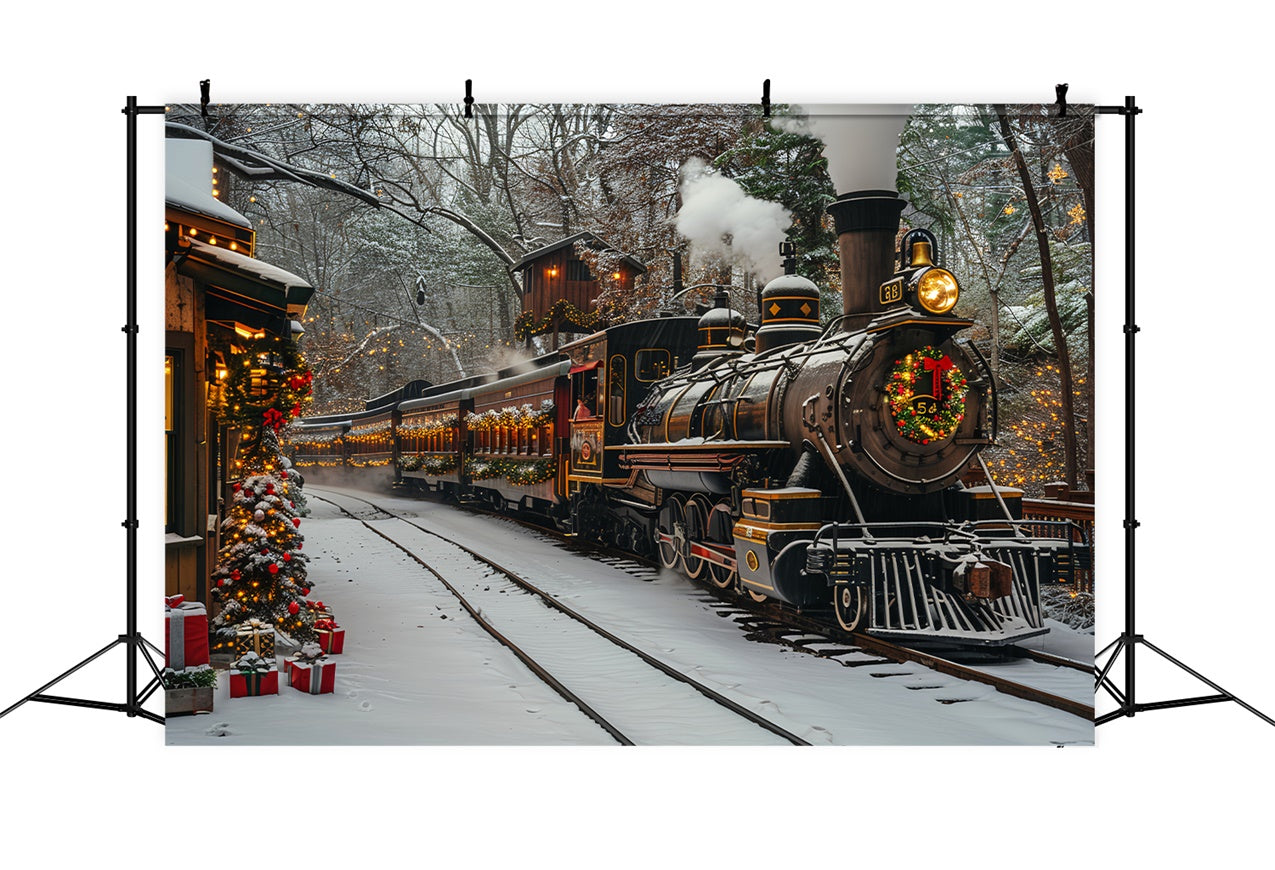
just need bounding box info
[608,190,1082,645]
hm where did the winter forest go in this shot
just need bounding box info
[166,102,1094,496]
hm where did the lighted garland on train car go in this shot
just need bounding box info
[398,454,459,474]
[883,346,969,444]
[466,457,555,486]
[465,400,555,431]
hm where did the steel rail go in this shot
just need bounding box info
[310,489,811,745]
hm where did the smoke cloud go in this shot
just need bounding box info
[675,159,792,284]
[772,104,912,194]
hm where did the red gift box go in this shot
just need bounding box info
[314,619,345,655]
[165,599,209,671]
[288,657,336,695]
[229,667,279,698]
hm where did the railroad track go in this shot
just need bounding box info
[459,497,1096,719]
[314,486,1095,724]
[308,488,811,746]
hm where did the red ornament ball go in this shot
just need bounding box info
[292,518,301,527]
[231,569,241,581]
[288,601,300,615]
[266,484,276,495]
[283,552,292,562]
[301,587,310,597]
[268,563,279,575]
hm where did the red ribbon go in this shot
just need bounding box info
[922,355,955,400]
[315,618,340,631]
[263,408,286,431]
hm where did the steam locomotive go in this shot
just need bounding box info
[290,189,1085,647]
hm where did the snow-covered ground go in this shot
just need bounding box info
[167,485,1093,745]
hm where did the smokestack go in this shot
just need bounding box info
[825,190,906,322]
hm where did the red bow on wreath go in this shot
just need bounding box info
[262,408,286,431]
[922,355,955,401]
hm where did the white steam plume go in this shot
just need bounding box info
[772,104,912,194]
[675,159,792,284]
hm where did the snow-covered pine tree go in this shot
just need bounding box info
[208,331,317,647]
[211,427,315,645]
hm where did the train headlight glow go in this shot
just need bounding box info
[914,268,960,314]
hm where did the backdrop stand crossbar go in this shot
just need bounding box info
[1095,96,1273,729]
[0,96,167,726]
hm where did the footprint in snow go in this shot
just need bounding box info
[358,700,373,712]
[346,690,359,699]
[205,722,232,737]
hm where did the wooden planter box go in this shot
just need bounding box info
[165,687,214,716]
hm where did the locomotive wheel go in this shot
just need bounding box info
[746,588,767,603]
[704,502,736,589]
[682,494,712,581]
[835,583,867,632]
[706,562,735,589]
[656,495,686,573]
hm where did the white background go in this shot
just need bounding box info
[1,3,1270,865]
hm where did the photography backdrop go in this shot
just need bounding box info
[163,103,1096,745]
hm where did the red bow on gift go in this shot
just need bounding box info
[315,618,340,631]
[922,355,955,400]
[165,594,184,608]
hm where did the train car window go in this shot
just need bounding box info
[573,369,601,419]
[608,355,626,426]
[635,349,671,382]
[741,498,755,518]
[755,501,771,520]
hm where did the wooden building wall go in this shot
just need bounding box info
[520,249,636,323]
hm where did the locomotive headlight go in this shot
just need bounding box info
[913,267,960,314]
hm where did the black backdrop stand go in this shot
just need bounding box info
[1094,96,1273,728]
[0,97,167,726]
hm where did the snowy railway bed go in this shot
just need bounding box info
[456,498,1095,720]
[255,485,1093,744]
[308,489,809,745]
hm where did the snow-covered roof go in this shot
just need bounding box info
[509,231,646,275]
[166,139,251,229]
[186,238,313,292]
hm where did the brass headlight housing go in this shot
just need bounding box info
[913,267,960,314]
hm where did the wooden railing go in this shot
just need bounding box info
[1021,495,1094,592]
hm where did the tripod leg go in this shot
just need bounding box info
[0,638,125,719]
[1139,639,1275,728]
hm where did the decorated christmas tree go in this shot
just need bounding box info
[209,333,316,647]
[211,428,316,645]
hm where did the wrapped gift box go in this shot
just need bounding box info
[314,619,345,655]
[305,600,335,622]
[165,599,209,671]
[229,653,279,698]
[288,656,336,695]
[234,619,276,660]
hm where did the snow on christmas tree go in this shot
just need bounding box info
[211,427,315,645]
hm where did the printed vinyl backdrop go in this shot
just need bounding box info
[163,103,1095,745]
